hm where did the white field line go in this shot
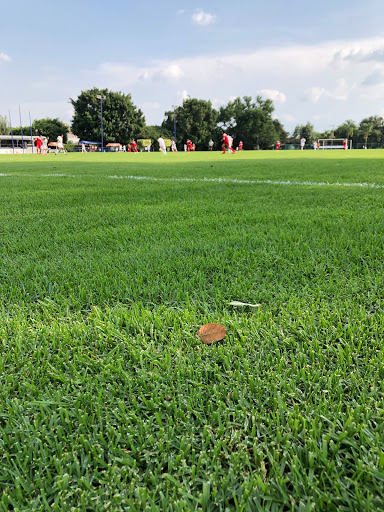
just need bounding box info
[41,174,68,177]
[108,175,384,189]
[0,173,383,189]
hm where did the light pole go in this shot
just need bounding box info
[171,105,177,144]
[96,95,106,153]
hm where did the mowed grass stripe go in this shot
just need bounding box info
[0,151,384,511]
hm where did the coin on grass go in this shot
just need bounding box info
[197,323,226,344]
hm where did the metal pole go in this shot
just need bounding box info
[29,111,34,154]
[174,108,176,142]
[100,98,104,153]
[9,110,14,154]
[19,105,24,154]
[96,95,106,152]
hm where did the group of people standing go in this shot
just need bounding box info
[35,135,49,155]
[221,133,244,153]
[35,134,67,155]
[120,140,139,152]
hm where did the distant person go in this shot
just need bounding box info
[127,143,131,152]
[158,136,167,154]
[343,138,347,150]
[313,140,318,150]
[208,139,214,151]
[222,133,235,154]
[36,135,42,155]
[276,140,281,151]
[300,137,306,151]
[56,134,66,154]
[187,139,193,152]
[184,144,187,152]
[131,139,138,152]
[122,145,126,152]
[228,135,234,153]
[171,140,177,152]
[81,143,87,153]
[222,133,229,154]
[239,141,243,151]
[42,136,49,155]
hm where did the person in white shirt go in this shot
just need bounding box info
[313,140,317,150]
[56,134,66,154]
[300,137,306,151]
[158,136,166,154]
[228,135,233,153]
[42,136,48,155]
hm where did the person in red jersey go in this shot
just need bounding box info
[131,140,138,152]
[127,143,131,152]
[187,139,193,152]
[35,135,42,155]
[222,133,229,154]
[222,133,235,154]
[343,138,347,150]
[192,143,196,151]
[239,140,243,151]
[276,140,281,151]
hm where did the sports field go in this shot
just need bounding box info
[1,150,384,511]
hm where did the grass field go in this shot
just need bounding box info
[1,150,384,511]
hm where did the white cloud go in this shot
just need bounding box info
[362,69,384,86]
[280,113,296,123]
[304,79,351,103]
[177,9,185,15]
[0,52,11,63]
[162,64,184,80]
[180,89,190,101]
[258,89,286,104]
[191,9,216,26]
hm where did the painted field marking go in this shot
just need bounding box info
[1,173,384,189]
[107,175,384,189]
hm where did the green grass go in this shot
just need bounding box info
[1,150,384,511]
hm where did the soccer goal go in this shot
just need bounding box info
[318,139,346,149]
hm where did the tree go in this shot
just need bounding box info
[218,96,278,149]
[137,125,172,141]
[70,88,145,144]
[335,120,358,140]
[0,115,10,135]
[358,116,383,144]
[10,118,69,142]
[359,121,374,148]
[273,119,289,144]
[162,98,218,150]
[291,122,316,143]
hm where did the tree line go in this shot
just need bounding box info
[2,87,384,149]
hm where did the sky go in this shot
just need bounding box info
[1,0,384,134]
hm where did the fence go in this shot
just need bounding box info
[279,143,384,151]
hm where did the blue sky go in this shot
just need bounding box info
[1,0,384,133]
